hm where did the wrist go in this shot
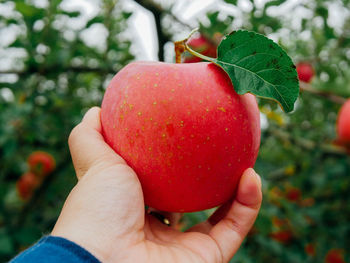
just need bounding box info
[51,229,111,262]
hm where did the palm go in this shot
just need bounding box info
[95,169,222,262]
[141,216,222,263]
[110,171,246,263]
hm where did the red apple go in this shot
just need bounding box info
[101,61,260,212]
[285,187,302,202]
[270,216,293,243]
[296,62,314,83]
[272,216,286,228]
[28,151,56,176]
[325,249,345,263]
[270,230,293,244]
[184,35,217,63]
[336,99,350,148]
[305,243,316,257]
[300,197,315,207]
[16,172,40,200]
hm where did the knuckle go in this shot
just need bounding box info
[68,123,84,147]
[222,217,246,240]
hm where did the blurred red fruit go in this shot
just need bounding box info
[271,216,293,243]
[300,197,315,207]
[336,99,350,149]
[270,230,293,244]
[305,243,316,256]
[184,35,217,63]
[28,151,56,176]
[16,172,40,200]
[272,217,286,228]
[296,62,314,83]
[286,187,302,202]
[325,249,345,263]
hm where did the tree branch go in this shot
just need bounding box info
[0,67,117,76]
[300,82,347,104]
[268,128,347,155]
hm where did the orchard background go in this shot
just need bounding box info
[1,0,350,262]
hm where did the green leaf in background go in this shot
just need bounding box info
[86,16,104,28]
[15,2,45,19]
[264,0,287,9]
[59,10,81,17]
[214,30,299,112]
[223,0,238,5]
[0,229,14,255]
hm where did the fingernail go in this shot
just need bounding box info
[248,168,261,188]
[256,173,262,188]
[254,171,262,189]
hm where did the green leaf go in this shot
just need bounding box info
[122,11,133,20]
[9,38,26,48]
[0,229,13,255]
[213,30,299,112]
[224,0,238,5]
[15,2,44,19]
[315,6,328,19]
[207,11,219,24]
[6,18,19,25]
[86,16,104,28]
[264,0,287,9]
[59,10,81,18]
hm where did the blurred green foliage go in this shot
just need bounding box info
[0,0,350,262]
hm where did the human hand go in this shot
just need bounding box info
[51,107,262,263]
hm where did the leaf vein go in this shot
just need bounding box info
[218,60,289,108]
[232,52,283,66]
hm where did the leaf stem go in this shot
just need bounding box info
[174,28,217,64]
[184,42,217,63]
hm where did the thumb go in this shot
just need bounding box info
[209,168,262,262]
[68,107,126,179]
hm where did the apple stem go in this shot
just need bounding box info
[174,28,217,64]
[174,41,186,63]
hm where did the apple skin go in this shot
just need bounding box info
[296,62,314,83]
[101,61,260,212]
[28,151,56,176]
[336,99,350,148]
[184,35,217,63]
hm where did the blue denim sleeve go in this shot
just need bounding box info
[10,236,101,263]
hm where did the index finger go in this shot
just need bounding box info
[68,107,126,179]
